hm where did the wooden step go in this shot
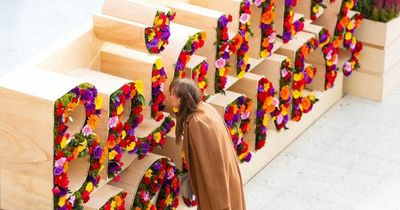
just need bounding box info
[293,0,324,20]
[99,43,164,120]
[102,0,172,26]
[93,14,150,52]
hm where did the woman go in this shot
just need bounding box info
[168,78,246,210]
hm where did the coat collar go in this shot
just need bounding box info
[184,101,204,125]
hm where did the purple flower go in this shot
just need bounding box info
[147,38,159,49]
[71,87,80,97]
[283,31,292,42]
[82,90,93,102]
[161,27,171,40]
[285,0,293,6]
[93,146,103,159]
[54,167,63,176]
[218,16,228,27]
[108,162,120,173]
[260,126,267,133]
[244,152,252,162]
[256,110,264,118]
[128,128,135,136]
[152,162,161,170]
[222,52,230,60]
[175,62,184,71]
[141,142,150,154]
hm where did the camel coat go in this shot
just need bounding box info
[183,101,246,210]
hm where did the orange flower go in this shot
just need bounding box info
[106,139,116,149]
[262,11,275,24]
[305,66,315,79]
[87,115,99,130]
[280,86,290,101]
[301,97,311,111]
[73,147,79,158]
[115,196,122,206]
[262,38,270,48]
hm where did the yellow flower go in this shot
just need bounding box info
[58,196,66,207]
[100,165,105,172]
[61,136,68,149]
[121,130,126,140]
[117,104,123,115]
[218,68,226,76]
[198,81,206,89]
[345,32,352,40]
[263,114,269,126]
[78,139,87,152]
[149,31,155,40]
[155,59,163,70]
[293,73,302,82]
[238,71,246,79]
[136,80,144,95]
[154,132,162,143]
[172,107,179,113]
[145,169,153,178]
[108,150,118,160]
[85,182,93,193]
[95,96,103,110]
[308,93,316,101]
[260,50,268,58]
[111,200,116,209]
[244,54,249,63]
[126,142,136,151]
[165,195,173,205]
[312,5,319,13]
[293,90,301,99]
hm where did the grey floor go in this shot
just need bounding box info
[2,1,400,210]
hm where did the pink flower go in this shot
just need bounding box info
[82,125,92,136]
[69,195,76,204]
[272,98,279,107]
[55,157,66,167]
[108,116,118,128]
[215,58,226,69]
[281,68,288,77]
[241,111,250,120]
[277,114,284,124]
[343,61,352,74]
[269,33,275,43]
[254,0,263,6]
[326,51,332,60]
[239,13,250,24]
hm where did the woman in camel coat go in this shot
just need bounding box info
[168,78,246,210]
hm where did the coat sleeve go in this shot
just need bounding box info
[188,116,232,210]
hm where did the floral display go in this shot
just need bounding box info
[292,38,320,121]
[280,0,304,43]
[151,59,167,121]
[99,192,127,210]
[180,151,197,207]
[191,61,209,101]
[254,0,276,58]
[224,96,253,162]
[137,116,175,159]
[215,0,252,93]
[107,82,146,179]
[318,28,339,90]
[132,158,180,210]
[255,78,276,150]
[333,0,363,76]
[53,83,106,209]
[145,11,176,54]
[174,32,206,78]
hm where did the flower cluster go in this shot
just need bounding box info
[151,59,167,121]
[215,0,252,93]
[254,0,276,58]
[333,0,363,76]
[236,0,252,78]
[281,0,304,43]
[224,96,253,162]
[53,83,106,209]
[107,82,146,179]
[292,38,320,121]
[99,192,127,210]
[174,32,207,78]
[270,59,293,130]
[191,61,209,101]
[311,0,325,21]
[145,11,176,54]
[318,28,339,90]
[255,78,276,150]
[133,158,180,210]
[137,116,175,159]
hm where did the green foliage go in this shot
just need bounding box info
[354,0,400,22]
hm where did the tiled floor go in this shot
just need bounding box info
[2,1,400,210]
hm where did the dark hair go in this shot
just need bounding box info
[169,78,202,140]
